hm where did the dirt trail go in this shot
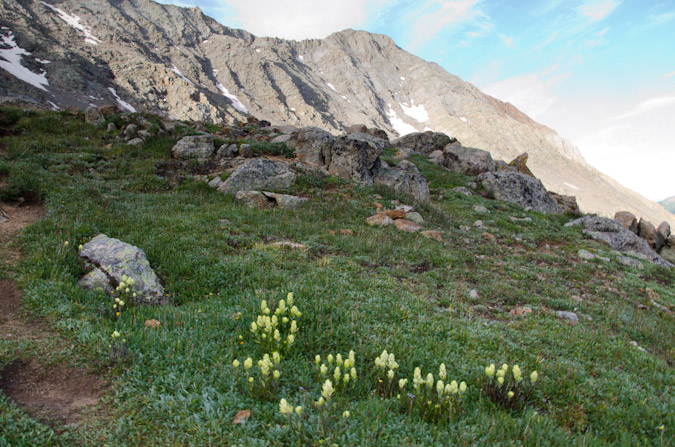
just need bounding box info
[0,201,107,426]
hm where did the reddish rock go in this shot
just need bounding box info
[508,153,535,177]
[366,213,393,227]
[614,211,638,234]
[638,218,666,251]
[394,219,422,233]
[509,306,532,317]
[384,209,406,220]
[339,229,354,236]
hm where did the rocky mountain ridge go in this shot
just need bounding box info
[659,196,675,214]
[1,0,673,226]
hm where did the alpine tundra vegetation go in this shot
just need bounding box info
[0,107,674,446]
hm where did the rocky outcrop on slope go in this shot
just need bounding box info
[565,216,672,268]
[477,171,561,214]
[1,0,673,227]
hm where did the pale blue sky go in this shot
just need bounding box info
[158,0,675,201]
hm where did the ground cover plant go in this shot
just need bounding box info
[0,107,674,446]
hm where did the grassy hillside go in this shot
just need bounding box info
[660,196,675,214]
[1,108,674,446]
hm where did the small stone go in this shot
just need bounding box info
[459,225,470,232]
[406,212,425,225]
[144,319,161,329]
[232,409,251,424]
[473,205,488,213]
[555,310,578,324]
[578,249,596,260]
[366,213,393,227]
[469,289,480,299]
[473,220,483,228]
[208,177,223,188]
[421,230,443,242]
[394,219,422,233]
[571,295,583,303]
[453,186,472,196]
[127,137,144,148]
[394,204,414,213]
[339,229,354,236]
[510,306,532,317]
[617,255,644,270]
[373,202,384,210]
[106,122,117,132]
[629,340,639,347]
[384,209,407,220]
[483,232,496,241]
[509,216,533,222]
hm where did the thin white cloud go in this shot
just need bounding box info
[578,0,620,21]
[648,11,675,27]
[664,71,675,78]
[481,71,567,119]
[406,0,487,50]
[213,0,380,40]
[576,98,675,200]
[498,33,514,47]
[608,96,675,121]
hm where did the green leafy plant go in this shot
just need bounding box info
[482,363,538,411]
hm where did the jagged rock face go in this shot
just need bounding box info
[1,0,674,227]
[442,146,495,176]
[477,171,560,214]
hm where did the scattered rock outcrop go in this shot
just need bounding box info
[614,211,639,234]
[235,191,307,208]
[442,146,496,175]
[638,219,666,252]
[477,171,561,214]
[220,159,296,194]
[374,160,430,203]
[172,135,215,160]
[78,234,166,305]
[85,105,105,127]
[392,132,457,156]
[565,216,672,267]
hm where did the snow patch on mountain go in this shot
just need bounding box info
[108,87,136,113]
[0,29,49,91]
[386,106,417,136]
[217,83,248,114]
[40,1,101,45]
[400,100,429,123]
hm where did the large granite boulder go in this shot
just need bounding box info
[508,153,535,177]
[392,132,456,155]
[327,136,381,183]
[172,135,215,159]
[550,192,580,215]
[78,234,166,305]
[286,127,334,168]
[565,216,672,268]
[346,132,388,152]
[477,171,560,214]
[220,159,296,194]
[638,219,666,252]
[614,211,639,234]
[345,124,389,141]
[85,105,105,127]
[657,222,671,242]
[374,160,430,203]
[442,145,496,175]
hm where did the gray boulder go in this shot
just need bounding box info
[638,219,666,252]
[326,136,381,183]
[172,135,215,160]
[218,144,238,158]
[287,127,334,168]
[346,132,388,152]
[565,216,672,267]
[85,105,105,126]
[477,171,560,214]
[614,211,638,234]
[442,145,496,175]
[428,150,444,166]
[271,134,291,144]
[374,161,430,203]
[235,191,307,208]
[124,124,139,140]
[239,144,254,158]
[220,158,296,194]
[657,222,671,242]
[79,234,166,305]
[392,132,456,155]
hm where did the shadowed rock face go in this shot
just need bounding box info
[477,171,560,214]
[1,0,674,227]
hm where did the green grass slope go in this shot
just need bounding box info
[1,108,674,446]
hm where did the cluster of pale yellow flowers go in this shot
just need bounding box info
[315,351,357,392]
[250,293,300,352]
[232,351,282,388]
[279,398,302,416]
[483,362,538,407]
